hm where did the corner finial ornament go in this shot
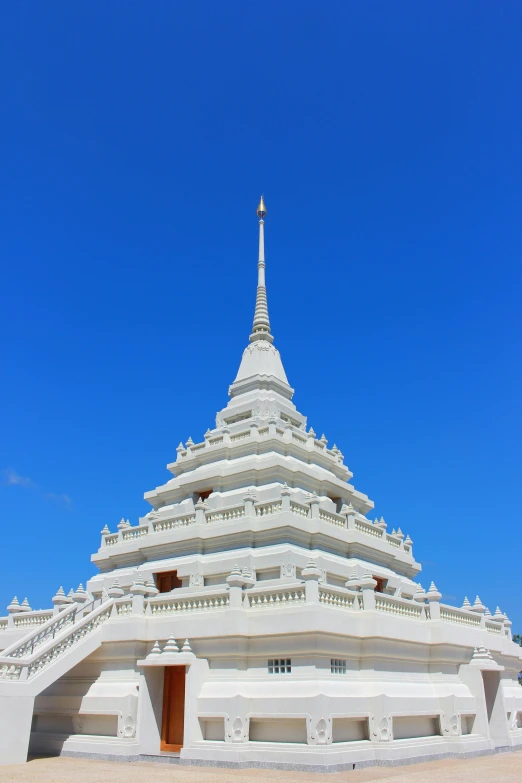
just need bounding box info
[256,195,267,218]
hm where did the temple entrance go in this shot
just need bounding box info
[160,666,186,752]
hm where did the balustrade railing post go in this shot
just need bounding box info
[280,483,291,512]
[359,573,377,610]
[195,498,208,525]
[307,493,320,520]
[302,559,322,603]
[130,579,148,615]
[426,582,442,620]
[243,489,257,517]
[226,566,246,609]
[342,503,356,530]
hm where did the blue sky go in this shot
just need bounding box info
[1,2,521,629]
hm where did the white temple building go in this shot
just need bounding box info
[1,198,521,771]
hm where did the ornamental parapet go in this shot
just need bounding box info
[98,489,414,560]
[0,578,513,687]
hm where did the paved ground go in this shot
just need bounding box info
[2,753,522,783]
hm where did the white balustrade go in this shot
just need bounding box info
[116,601,133,616]
[290,501,309,518]
[153,515,196,532]
[375,594,425,619]
[439,605,482,628]
[13,610,54,629]
[230,430,251,442]
[0,618,8,631]
[255,501,283,517]
[190,442,206,452]
[355,519,382,539]
[149,591,230,615]
[319,586,358,609]
[485,620,503,635]
[122,525,149,541]
[206,506,245,524]
[248,587,305,608]
[104,534,119,547]
[1,605,78,659]
[319,509,345,528]
[0,600,114,681]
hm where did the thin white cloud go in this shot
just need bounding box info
[1,468,33,487]
[2,467,72,511]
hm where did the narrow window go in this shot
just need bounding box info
[331,658,347,674]
[268,658,291,674]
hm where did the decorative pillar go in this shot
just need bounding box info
[306,427,316,451]
[100,524,110,548]
[342,503,356,530]
[226,565,246,609]
[6,596,20,628]
[301,559,322,603]
[359,573,377,610]
[471,595,486,628]
[117,517,127,542]
[426,582,442,620]
[280,482,291,512]
[52,587,69,616]
[375,516,387,539]
[130,576,148,615]
[222,426,231,446]
[243,489,257,517]
[194,497,208,525]
[307,492,320,520]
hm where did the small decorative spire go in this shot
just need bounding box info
[163,635,180,654]
[308,427,316,438]
[320,434,327,444]
[149,641,161,656]
[462,597,471,609]
[145,579,159,597]
[182,638,192,653]
[101,524,110,535]
[107,579,124,598]
[20,597,32,612]
[250,196,273,344]
[186,436,194,447]
[7,596,20,613]
[473,595,485,613]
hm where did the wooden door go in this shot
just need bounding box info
[156,571,182,594]
[160,666,186,751]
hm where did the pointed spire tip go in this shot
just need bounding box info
[256,195,266,218]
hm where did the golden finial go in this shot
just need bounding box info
[256,195,267,218]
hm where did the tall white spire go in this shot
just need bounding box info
[250,195,273,343]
